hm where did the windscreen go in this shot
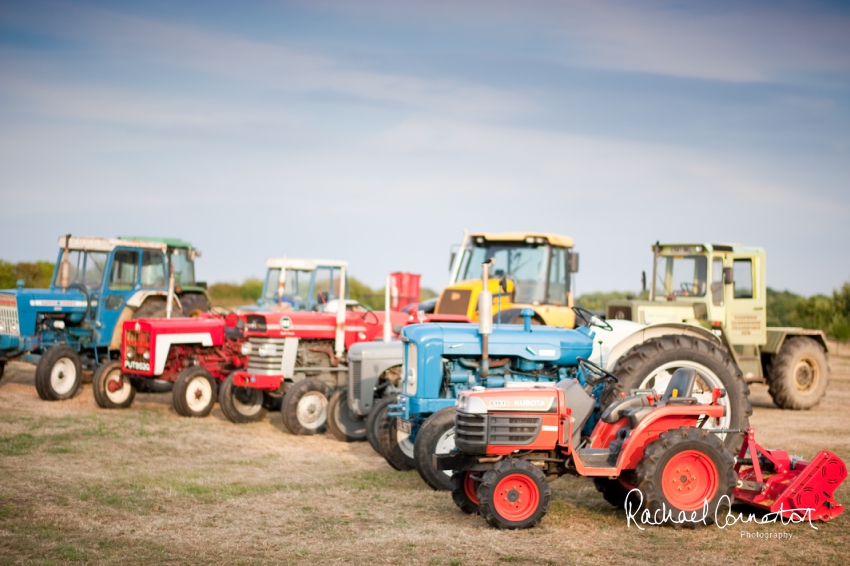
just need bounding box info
[171,249,196,286]
[658,255,708,297]
[460,243,550,304]
[55,250,108,290]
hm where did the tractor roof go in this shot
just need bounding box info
[470,232,573,248]
[265,258,348,270]
[656,243,765,255]
[119,236,195,249]
[58,236,168,252]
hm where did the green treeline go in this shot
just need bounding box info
[0,260,55,289]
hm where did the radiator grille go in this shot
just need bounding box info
[351,360,362,399]
[487,415,542,445]
[246,337,286,375]
[0,296,20,336]
[607,305,632,321]
[436,289,471,316]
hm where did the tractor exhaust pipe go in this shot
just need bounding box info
[334,265,347,359]
[649,241,660,301]
[166,252,175,319]
[383,274,392,342]
[479,260,493,379]
[59,234,72,292]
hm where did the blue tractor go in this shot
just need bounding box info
[0,235,208,400]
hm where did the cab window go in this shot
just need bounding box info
[141,250,166,288]
[711,258,724,306]
[547,247,568,306]
[733,259,753,299]
[109,250,139,290]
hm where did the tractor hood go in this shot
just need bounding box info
[0,287,89,338]
[402,322,593,365]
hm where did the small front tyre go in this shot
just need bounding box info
[92,361,135,409]
[451,471,482,515]
[477,458,551,529]
[219,372,267,423]
[413,407,456,491]
[281,378,332,435]
[35,346,83,401]
[172,366,217,417]
[327,386,367,442]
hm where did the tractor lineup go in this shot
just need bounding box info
[0,232,844,531]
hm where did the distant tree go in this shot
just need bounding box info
[0,260,55,289]
[577,291,646,313]
[766,287,804,327]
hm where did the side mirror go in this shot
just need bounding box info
[499,274,508,293]
[569,252,580,273]
[723,267,733,285]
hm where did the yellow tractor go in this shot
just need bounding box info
[436,231,579,327]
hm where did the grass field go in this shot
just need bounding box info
[1,358,848,565]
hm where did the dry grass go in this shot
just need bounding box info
[1,357,849,566]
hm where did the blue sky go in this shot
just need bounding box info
[1,0,848,295]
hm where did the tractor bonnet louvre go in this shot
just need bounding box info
[246,337,286,375]
[455,413,542,449]
[351,360,361,399]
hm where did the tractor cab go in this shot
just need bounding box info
[439,231,579,327]
[251,258,350,313]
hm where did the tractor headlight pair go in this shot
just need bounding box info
[455,394,487,414]
[240,342,252,356]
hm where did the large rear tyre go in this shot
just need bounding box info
[413,407,456,491]
[477,458,551,529]
[606,335,751,451]
[281,379,332,435]
[377,409,415,471]
[767,337,829,410]
[172,366,217,417]
[451,471,482,515]
[0,361,5,382]
[633,427,735,528]
[35,346,83,401]
[366,395,396,456]
[219,372,267,423]
[92,361,135,409]
[327,386,367,442]
[592,474,634,510]
[179,293,211,317]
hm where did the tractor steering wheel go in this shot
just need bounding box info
[359,304,380,326]
[577,357,619,386]
[572,307,613,332]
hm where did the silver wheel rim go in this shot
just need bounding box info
[394,425,415,458]
[185,375,213,413]
[104,368,132,404]
[50,358,77,395]
[434,427,456,478]
[296,391,328,429]
[233,386,264,416]
[638,361,730,432]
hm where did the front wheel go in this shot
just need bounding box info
[413,407,456,491]
[377,408,415,471]
[281,379,332,435]
[92,361,135,409]
[327,386,367,442]
[172,366,217,417]
[451,471,481,515]
[633,427,736,528]
[219,373,267,423]
[767,337,829,410]
[477,458,551,529]
[366,395,396,456]
[35,346,83,401]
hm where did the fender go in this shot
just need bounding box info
[600,322,723,372]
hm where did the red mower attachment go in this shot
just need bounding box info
[734,428,846,522]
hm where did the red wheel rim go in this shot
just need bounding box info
[464,472,479,505]
[661,450,719,511]
[493,473,539,522]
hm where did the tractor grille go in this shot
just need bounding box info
[350,360,362,399]
[436,290,471,316]
[455,413,542,452]
[607,305,632,321]
[0,295,20,336]
[246,337,286,375]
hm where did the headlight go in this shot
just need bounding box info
[241,342,252,356]
[456,394,487,414]
[258,343,274,357]
[0,323,5,333]
[143,351,150,360]
[404,342,418,395]
[126,350,134,359]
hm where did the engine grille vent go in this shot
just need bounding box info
[487,415,542,445]
[607,305,632,321]
[0,297,20,336]
[351,360,362,399]
[246,337,286,375]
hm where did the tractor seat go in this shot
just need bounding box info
[657,367,698,406]
[603,368,700,429]
[600,394,650,424]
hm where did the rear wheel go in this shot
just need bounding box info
[634,427,735,528]
[179,294,210,317]
[35,346,83,401]
[593,474,634,510]
[133,298,184,319]
[606,335,750,452]
[413,407,456,491]
[377,409,415,471]
[477,458,551,529]
[219,372,267,423]
[0,361,5,381]
[366,395,396,456]
[172,366,217,417]
[767,337,829,410]
[451,471,481,515]
[93,361,135,409]
[281,379,332,435]
[327,386,367,442]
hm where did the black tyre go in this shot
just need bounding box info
[377,407,416,471]
[633,427,736,528]
[0,361,5,382]
[606,335,751,451]
[413,407,456,491]
[35,346,83,401]
[92,361,136,409]
[133,298,184,319]
[451,471,482,515]
[327,386,367,442]
[592,474,634,510]
[767,337,829,410]
[281,378,332,435]
[172,366,217,417]
[477,458,551,529]
[366,395,396,456]
[219,372,267,423]
[179,293,211,317]
[263,391,284,412]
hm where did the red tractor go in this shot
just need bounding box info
[436,361,846,529]
[93,314,246,416]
